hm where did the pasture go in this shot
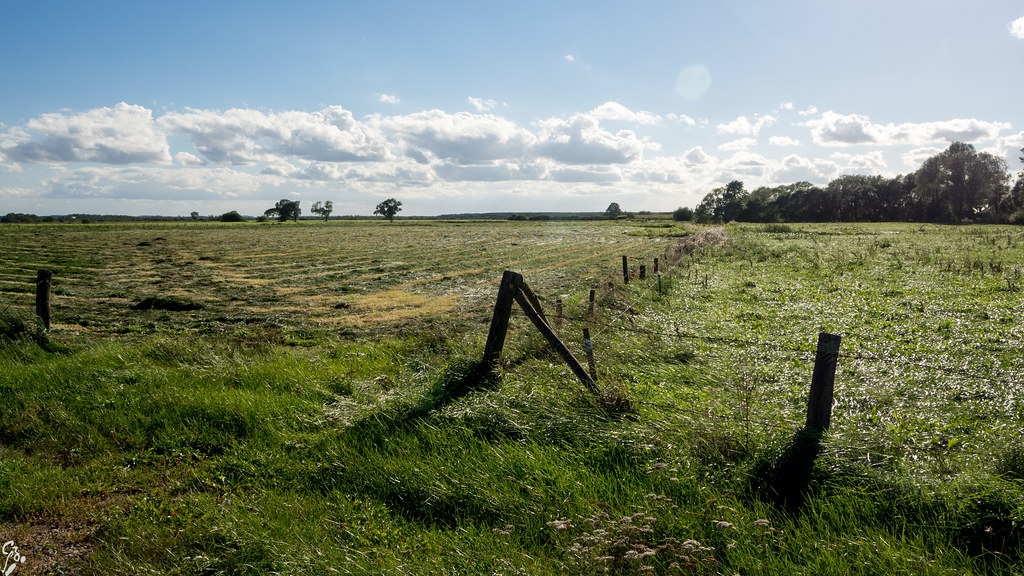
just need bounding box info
[1,219,1022,575]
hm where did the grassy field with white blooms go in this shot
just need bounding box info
[1,218,1022,575]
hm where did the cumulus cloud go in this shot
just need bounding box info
[159,106,390,164]
[716,115,776,136]
[684,146,715,166]
[667,113,697,126]
[805,111,1011,147]
[1010,16,1024,39]
[769,136,801,146]
[468,97,498,112]
[718,138,757,151]
[534,113,643,164]
[589,102,661,125]
[374,109,534,165]
[770,154,838,184]
[379,93,401,104]
[830,151,888,174]
[564,54,576,63]
[0,102,171,164]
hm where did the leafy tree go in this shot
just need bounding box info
[374,198,402,221]
[912,142,1009,222]
[190,211,200,221]
[219,210,245,222]
[672,206,694,221]
[311,200,333,222]
[604,202,622,218]
[695,180,747,223]
[265,199,301,222]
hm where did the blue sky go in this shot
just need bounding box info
[1,0,1023,216]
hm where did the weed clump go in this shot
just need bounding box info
[133,295,203,311]
[0,308,56,351]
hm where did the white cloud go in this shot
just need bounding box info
[902,146,944,168]
[667,113,697,126]
[716,114,776,136]
[1010,16,1024,39]
[374,109,535,165]
[718,138,757,151]
[534,113,643,164]
[683,146,715,166]
[564,54,576,63]
[769,136,801,147]
[830,151,888,174]
[175,152,206,166]
[378,93,401,104]
[589,102,661,125]
[779,102,795,111]
[770,154,838,184]
[468,97,498,112]
[798,106,819,117]
[804,111,1010,147]
[159,106,390,164]
[0,103,171,164]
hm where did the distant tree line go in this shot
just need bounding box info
[691,143,1024,225]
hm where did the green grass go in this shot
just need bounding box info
[0,220,1022,574]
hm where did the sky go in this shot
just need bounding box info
[1,1,1023,217]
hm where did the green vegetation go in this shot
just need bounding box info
[0,220,1022,574]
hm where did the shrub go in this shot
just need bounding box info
[219,211,245,222]
[672,207,694,221]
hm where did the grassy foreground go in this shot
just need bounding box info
[1,219,1022,575]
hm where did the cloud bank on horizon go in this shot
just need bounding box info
[0,2,1022,216]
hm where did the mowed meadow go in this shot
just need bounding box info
[1,218,1022,575]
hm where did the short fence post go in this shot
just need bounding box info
[483,270,521,367]
[654,258,659,274]
[639,264,647,280]
[805,332,842,433]
[583,328,598,382]
[35,269,53,330]
[622,255,629,284]
[587,289,596,317]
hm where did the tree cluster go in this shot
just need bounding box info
[264,199,301,222]
[693,143,1024,224]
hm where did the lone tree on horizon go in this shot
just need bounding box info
[605,202,622,218]
[311,200,333,221]
[374,198,402,222]
[265,199,301,222]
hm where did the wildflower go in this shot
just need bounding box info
[548,519,574,531]
[714,521,734,531]
[753,519,772,528]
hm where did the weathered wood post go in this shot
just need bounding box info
[483,270,521,367]
[622,255,629,284]
[639,264,647,280]
[583,328,598,382]
[35,269,53,330]
[587,289,596,317]
[805,332,842,433]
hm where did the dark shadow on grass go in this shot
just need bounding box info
[748,428,824,511]
[346,358,498,438]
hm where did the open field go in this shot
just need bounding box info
[1,219,1023,575]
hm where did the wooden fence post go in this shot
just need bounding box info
[35,269,53,330]
[555,299,563,332]
[639,264,647,280]
[583,328,598,382]
[654,257,659,274]
[805,332,842,433]
[587,289,596,316]
[483,270,521,366]
[622,255,629,284]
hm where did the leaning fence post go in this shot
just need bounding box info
[805,332,842,433]
[35,269,53,330]
[483,270,521,367]
[622,255,629,284]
